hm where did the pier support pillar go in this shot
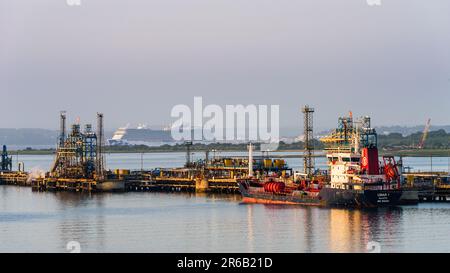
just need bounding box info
[195,178,209,193]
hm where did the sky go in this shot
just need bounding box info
[1,0,449,131]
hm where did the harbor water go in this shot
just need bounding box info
[11,151,450,173]
[1,152,450,253]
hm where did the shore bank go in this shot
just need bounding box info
[8,148,450,157]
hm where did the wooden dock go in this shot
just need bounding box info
[0,171,29,186]
[404,172,450,202]
[124,177,239,193]
[1,168,449,203]
[122,166,242,193]
[31,178,96,192]
[24,168,240,193]
[417,185,450,202]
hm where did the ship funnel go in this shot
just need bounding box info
[361,148,380,175]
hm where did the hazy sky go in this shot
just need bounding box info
[1,0,449,131]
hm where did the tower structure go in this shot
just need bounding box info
[302,106,315,177]
[49,112,105,180]
[96,113,105,180]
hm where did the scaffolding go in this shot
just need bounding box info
[50,113,105,180]
[96,113,105,180]
[185,141,193,167]
[302,106,315,177]
[321,115,377,153]
[1,145,12,171]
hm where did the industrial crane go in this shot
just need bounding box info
[418,118,431,149]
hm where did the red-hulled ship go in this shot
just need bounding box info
[239,114,403,208]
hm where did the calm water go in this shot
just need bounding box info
[10,151,450,173]
[1,152,450,253]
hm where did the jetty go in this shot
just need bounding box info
[0,112,449,203]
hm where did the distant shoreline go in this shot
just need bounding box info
[8,147,450,157]
[4,128,450,157]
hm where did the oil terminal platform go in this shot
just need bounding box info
[1,112,449,202]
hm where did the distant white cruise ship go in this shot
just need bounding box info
[108,124,175,146]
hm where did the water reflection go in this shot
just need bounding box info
[237,204,408,253]
[327,207,404,252]
[1,186,449,253]
[52,193,107,252]
[303,208,314,252]
[364,208,404,252]
[329,209,354,252]
[246,205,254,253]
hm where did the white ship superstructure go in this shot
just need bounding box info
[322,114,401,191]
[108,124,175,146]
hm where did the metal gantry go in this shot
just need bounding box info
[50,112,105,180]
[1,145,12,171]
[302,105,315,177]
[96,113,105,180]
[321,115,377,153]
[185,141,193,167]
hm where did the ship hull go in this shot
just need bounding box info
[318,188,403,208]
[241,194,323,206]
[239,183,402,208]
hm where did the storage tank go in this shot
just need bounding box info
[274,159,285,168]
[224,159,233,167]
[264,159,273,168]
[119,169,130,175]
